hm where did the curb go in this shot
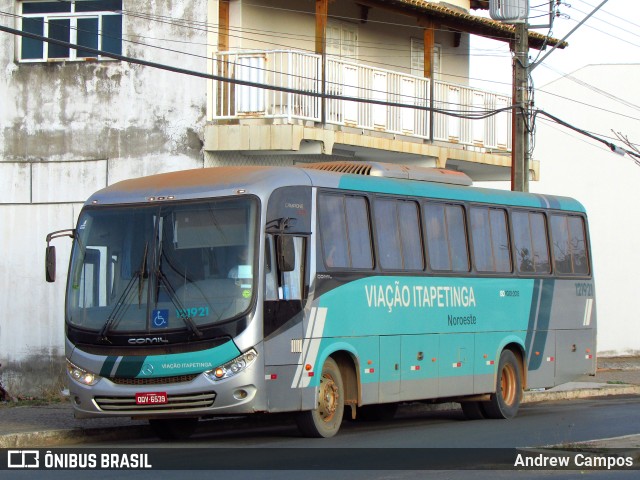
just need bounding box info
[0,425,150,449]
[523,384,640,403]
[1,386,638,448]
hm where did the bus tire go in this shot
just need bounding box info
[483,349,522,419]
[149,417,199,440]
[296,357,344,438]
[461,401,487,420]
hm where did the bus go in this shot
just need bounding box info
[45,161,596,439]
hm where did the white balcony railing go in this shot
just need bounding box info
[209,50,511,151]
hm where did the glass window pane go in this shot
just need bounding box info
[76,1,123,13]
[398,201,424,270]
[345,196,373,269]
[21,17,44,59]
[550,215,572,274]
[48,19,71,58]
[530,213,550,273]
[101,15,122,55]
[23,2,71,14]
[77,18,99,58]
[568,216,589,274]
[471,208,494,272]
[375,200,402,269]
[490,209,511,272]
[446,205,469,272]
[424,203,450,270]
[319,195,348,268]
[512,211,534,273]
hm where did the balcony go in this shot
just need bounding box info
[205,50,514,177]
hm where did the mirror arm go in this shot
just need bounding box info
[46,228,76,247]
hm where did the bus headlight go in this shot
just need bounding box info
[66,360,101,386]
[205,349,258,381]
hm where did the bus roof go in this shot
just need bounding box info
[87,164,586,213]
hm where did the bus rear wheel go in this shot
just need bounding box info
[296,357,344,438]
[483,349,522,419]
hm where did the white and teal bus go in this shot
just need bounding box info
[46,161,596,439]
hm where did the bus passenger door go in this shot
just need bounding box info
[263,235,306,353]
[263,235,309,411]
[379,336,401,402]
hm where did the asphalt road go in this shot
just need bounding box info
[91,395,640,449]
[4,396,639,479]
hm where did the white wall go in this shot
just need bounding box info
[482,64,640,356]
[532,64,640,356]
[0,0,209,393]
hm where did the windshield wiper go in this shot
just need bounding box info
[154,257,203,339]
[138,242,149,306]
[98,243,149,343]
[97,271,139,343]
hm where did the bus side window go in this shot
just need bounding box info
[550,214,589,275]
[266,235,306,301]
[280,237,305,300]
[512,211,550,274]
[264,236,278,301]
[424,203,469,272]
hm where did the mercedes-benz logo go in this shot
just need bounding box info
[141,364,154,376]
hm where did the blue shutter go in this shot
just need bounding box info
[101,15,122,55]
[77,18,99,57]
[21,17,44,59]
[48,19,71,58]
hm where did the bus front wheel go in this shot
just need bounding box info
[483,349,522,419]
[296,357,344,438]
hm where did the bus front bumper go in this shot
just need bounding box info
[67,367,266,419]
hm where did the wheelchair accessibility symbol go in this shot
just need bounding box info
[152,309,169,328]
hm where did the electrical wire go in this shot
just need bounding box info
[9,1,637,162]
[5,5,521,107]
[0,21,514,120]
[535,109,637,156]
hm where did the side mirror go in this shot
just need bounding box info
[276,236,295,272]
[45,245,56,283]
[44,228,75,283]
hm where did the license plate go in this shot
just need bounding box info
[135,392,168,405]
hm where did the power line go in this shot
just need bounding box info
[8,2,636,162]
[4,8,517,93]
[538,63,640,114]
[535,86,640,122]
[535,109,635,155]
[0,22,513,120]
[579,0,640,31]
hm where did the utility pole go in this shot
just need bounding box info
[490,0,531,192]
[511,22,529,192]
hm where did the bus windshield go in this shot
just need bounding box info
[66,197,258,335]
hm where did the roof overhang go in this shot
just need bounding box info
[358,0,567,51]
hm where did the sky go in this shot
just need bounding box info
[470,0,640,93]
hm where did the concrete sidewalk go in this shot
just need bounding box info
[0,356,639,448]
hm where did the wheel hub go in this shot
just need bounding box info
[318,374,339,422]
